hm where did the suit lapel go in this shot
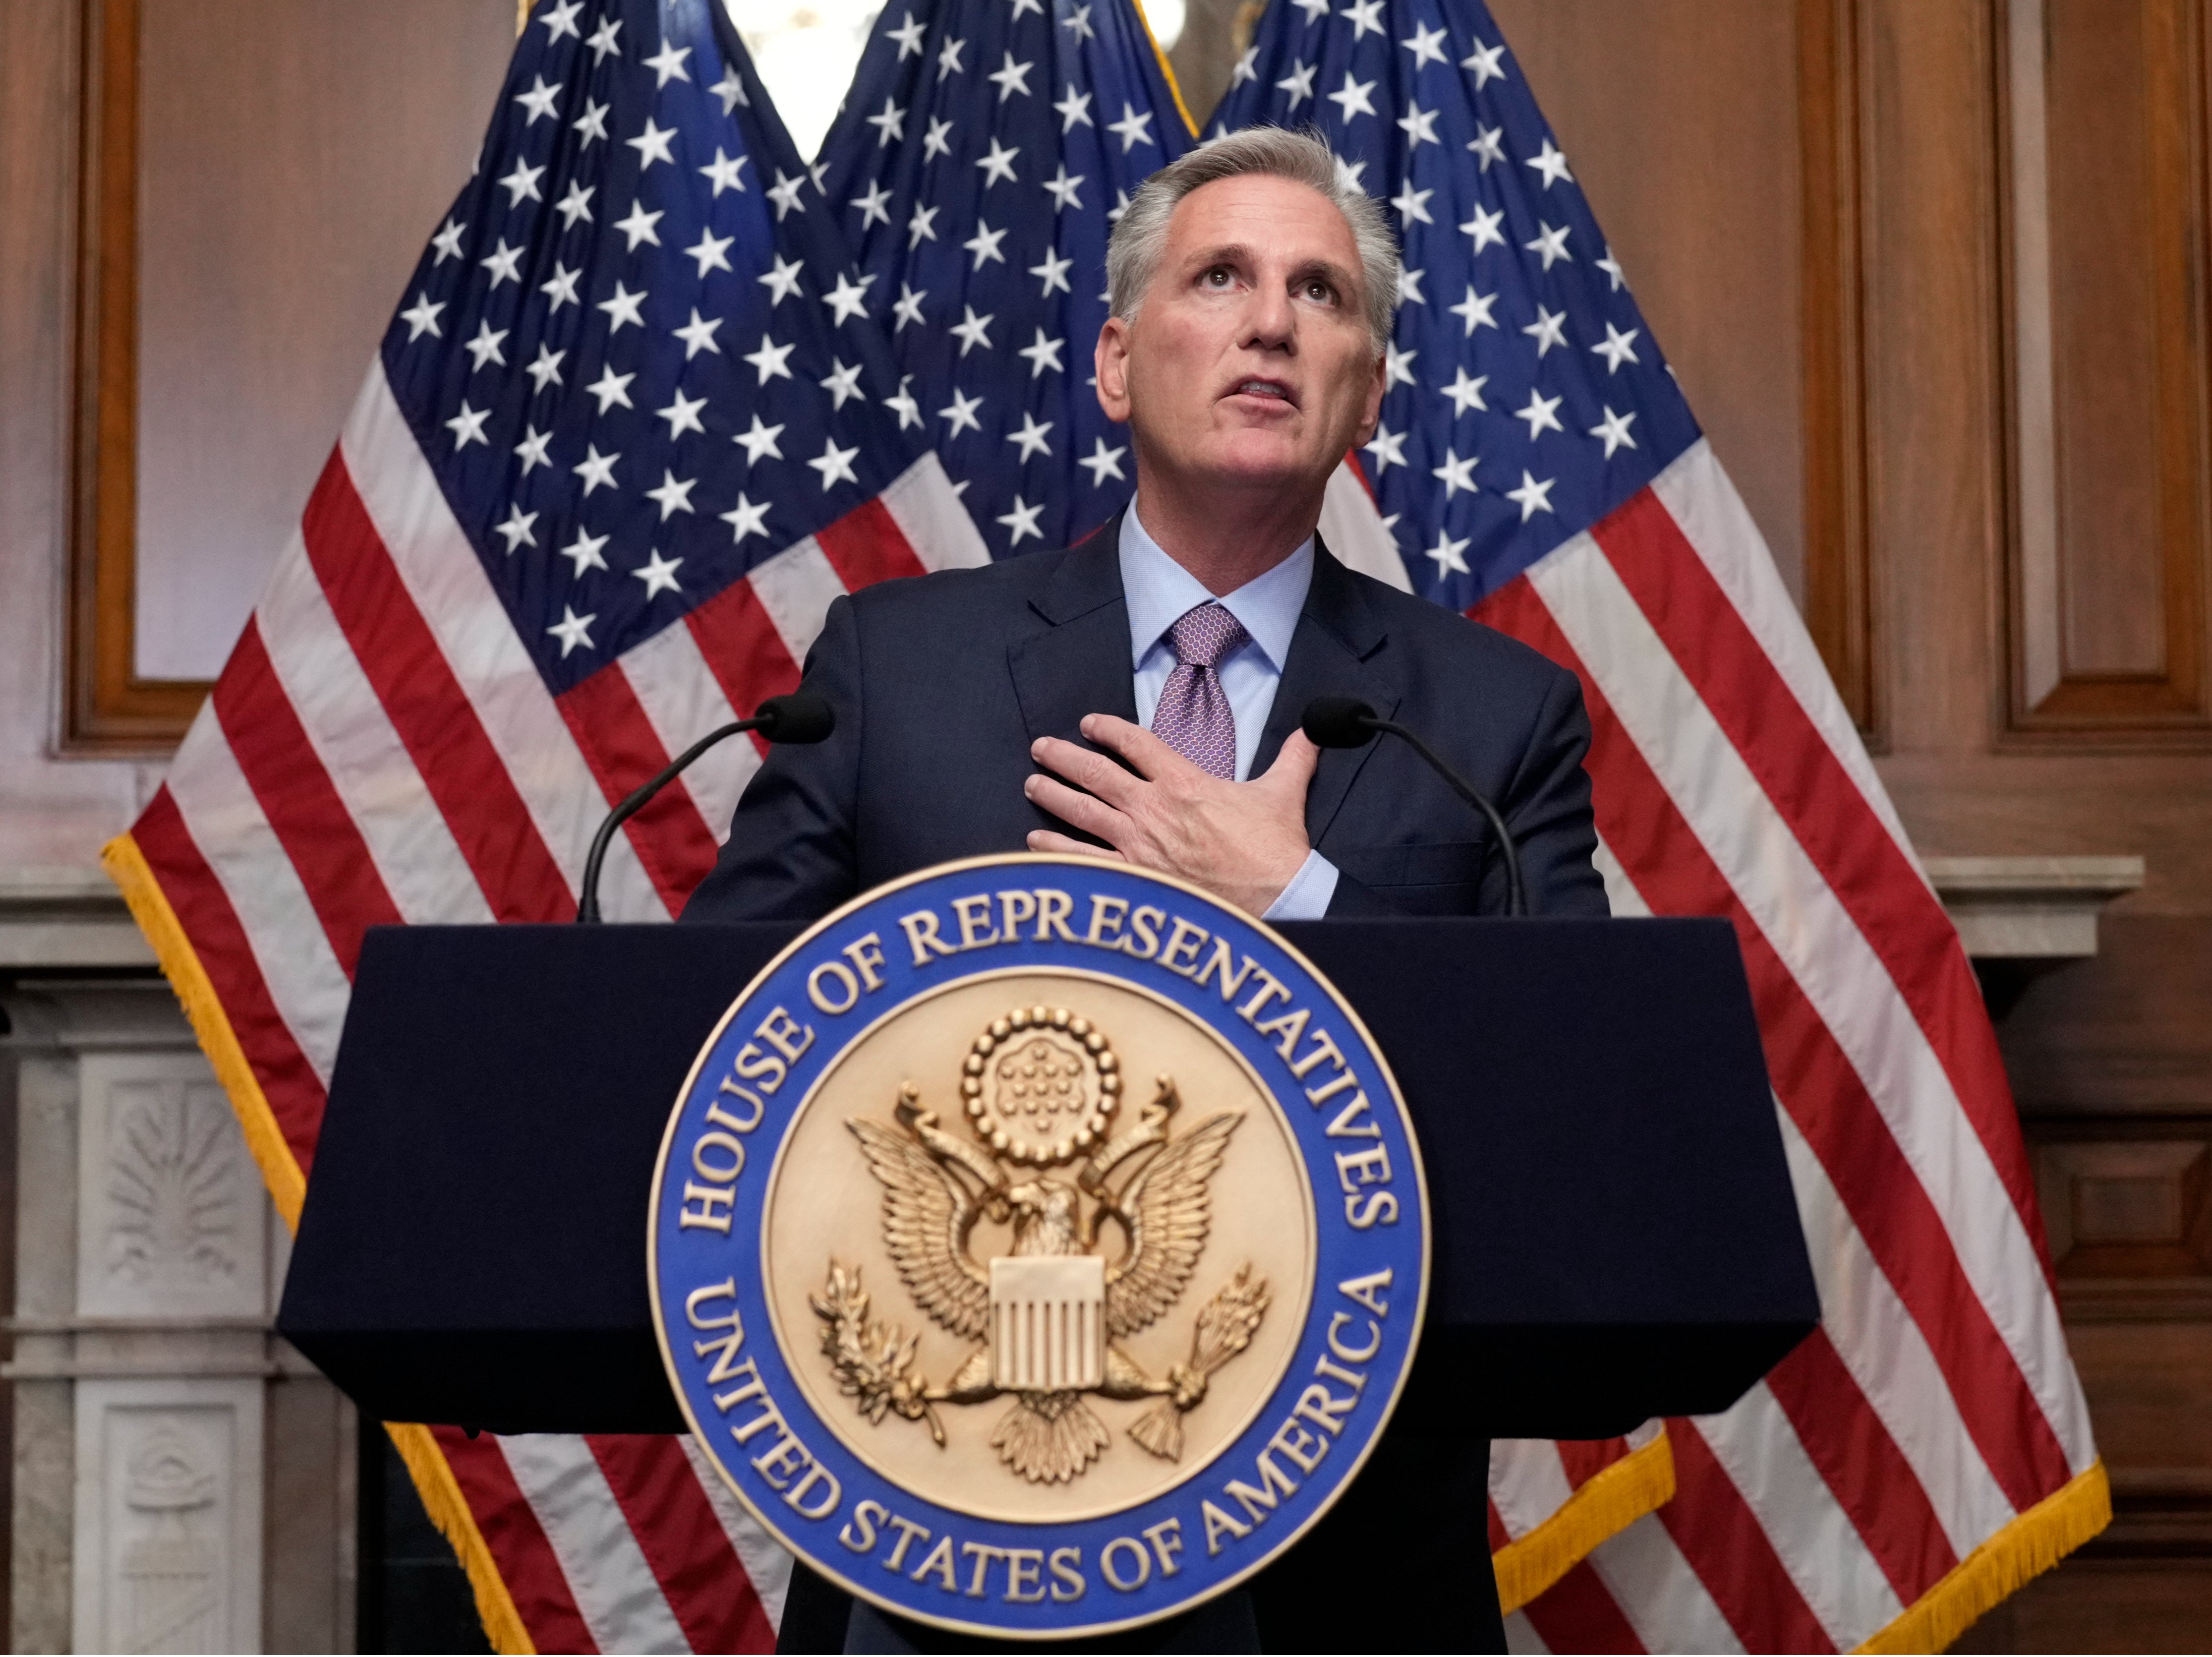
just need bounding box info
[1253,541,1398,847]
[1009,524,1391,848]
[1008,514,1140,743]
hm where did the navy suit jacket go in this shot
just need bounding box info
[682,512,1607,922]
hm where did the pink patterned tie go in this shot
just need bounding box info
[1149,602,1250,778]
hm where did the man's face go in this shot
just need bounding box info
[1095,173,1387,499]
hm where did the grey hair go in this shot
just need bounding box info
[1105,125,1400,356]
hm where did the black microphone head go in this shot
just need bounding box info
[753,692,835,745]
[1301,696,1379,749]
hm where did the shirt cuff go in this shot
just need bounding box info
[1262,851,1340,921]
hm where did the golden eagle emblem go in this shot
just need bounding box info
[811,1004,1269,1484]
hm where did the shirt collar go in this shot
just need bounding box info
[1118,499,1314,673]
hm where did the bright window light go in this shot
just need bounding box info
[1141,0,1184,51]
[722,0,1185,159]
[722,0,883,161]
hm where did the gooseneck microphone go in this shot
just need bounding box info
[575,692,834,923]
[1301,696,1528,917]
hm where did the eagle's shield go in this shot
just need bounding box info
[989,1255,1105,1392]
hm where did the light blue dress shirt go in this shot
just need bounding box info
[1118,503,1340,920]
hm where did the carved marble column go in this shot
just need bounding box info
[2,872,354,1653]
[72,1378,263,1651]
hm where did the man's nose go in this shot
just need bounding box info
[1240,283,1296,352]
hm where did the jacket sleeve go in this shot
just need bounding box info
[1321,660,1610,919]
[679,594,864,924]
[1493,664,1610,918]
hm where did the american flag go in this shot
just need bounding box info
[1210,0,2111,1649]
[809,0,1189,557]
[104,0,993,1647]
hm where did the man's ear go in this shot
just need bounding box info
[1353,342,1387,444]
[1094,316,1133,424]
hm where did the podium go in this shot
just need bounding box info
[278,918,1818,1443]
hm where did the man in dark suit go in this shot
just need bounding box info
[686,126,1606,1651]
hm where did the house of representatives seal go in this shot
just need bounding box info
[649,854,1429,1639]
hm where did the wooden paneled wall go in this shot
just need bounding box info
[2009,0,2212,740]
[59,0,513,750]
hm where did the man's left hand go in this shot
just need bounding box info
[1023,714,1319,915]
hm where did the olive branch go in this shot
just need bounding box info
[810,1261,946,1446]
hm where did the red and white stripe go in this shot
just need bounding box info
[1405,440,2098,1650]
[132,361,987,1651]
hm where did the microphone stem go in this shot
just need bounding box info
[1366,719,1528,918]
[576,718,755,923]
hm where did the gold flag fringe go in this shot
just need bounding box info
[102,831,532,1655]
[1494,1431,1677,1614]
[388,1422,537,1655]
[102,833,307,1226]
[1858,1460,2111,1654]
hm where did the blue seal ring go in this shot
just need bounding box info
[650,855,1429,1639]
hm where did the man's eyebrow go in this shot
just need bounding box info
[1181,242,1256,269]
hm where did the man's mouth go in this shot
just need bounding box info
[1227,379,1298,407]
